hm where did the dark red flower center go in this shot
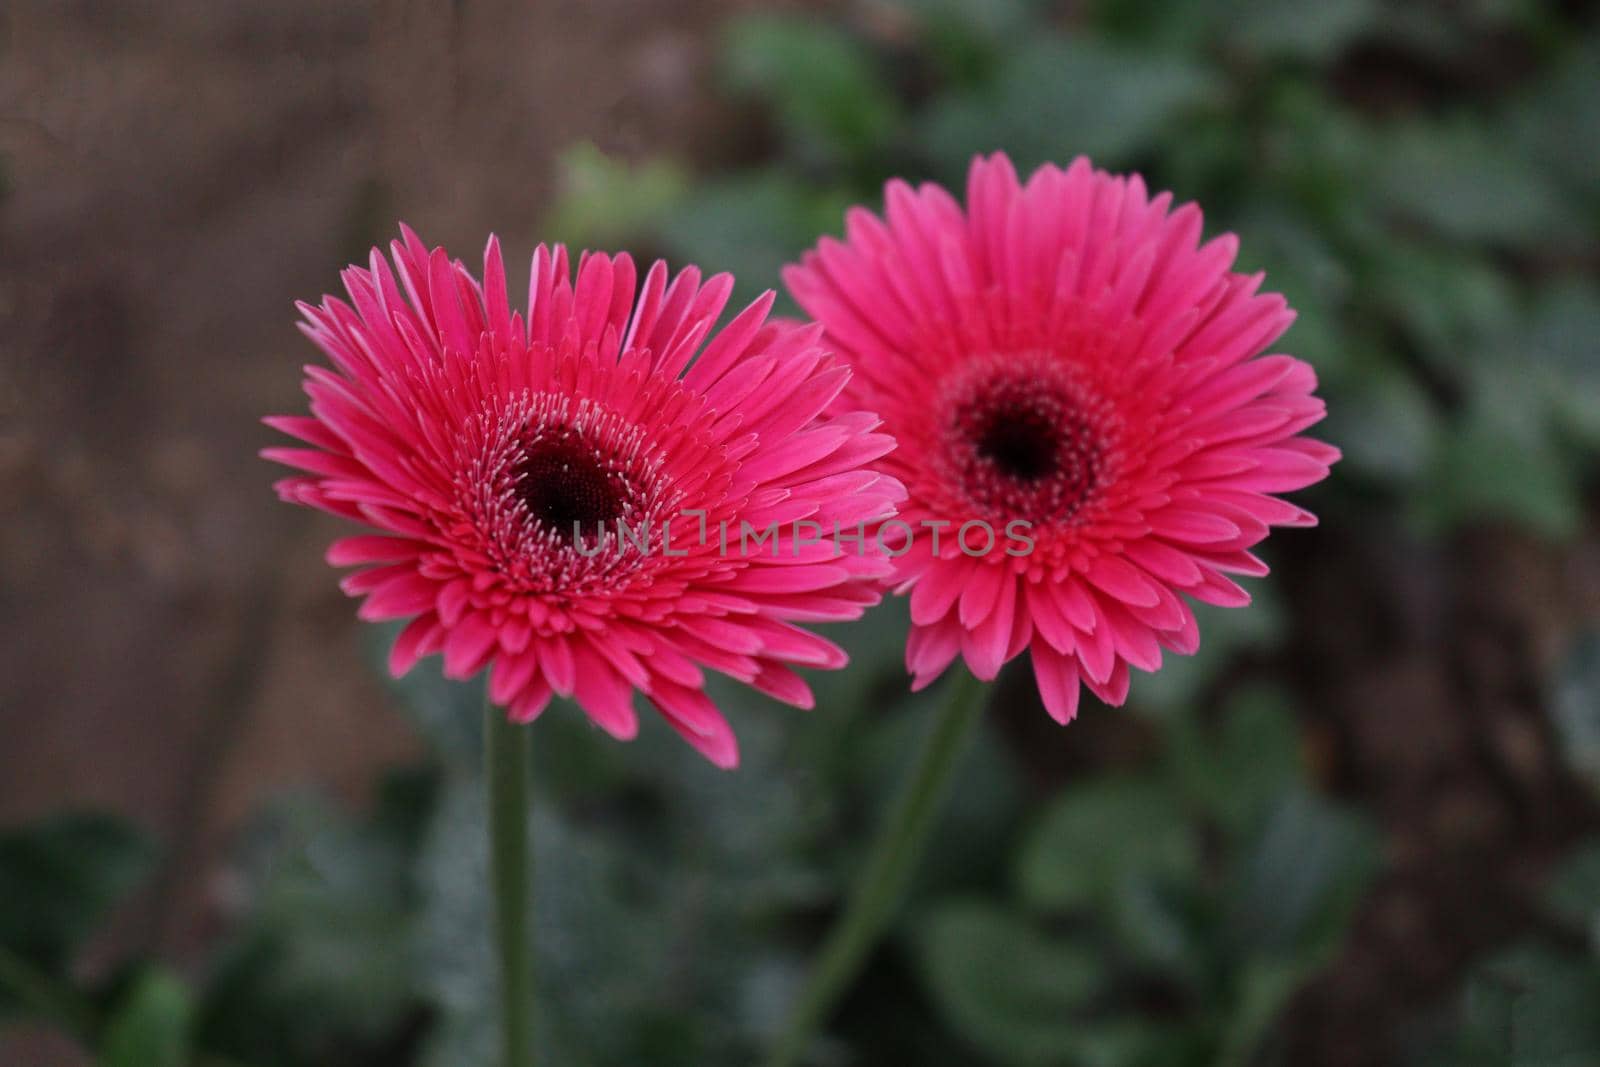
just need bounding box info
[940,356,1110,523]
[515,433,627,540]
[975,404,1065,481]
[458,391,679,591]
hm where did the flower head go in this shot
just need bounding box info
[266,228,901,767]
[784,155,1338,722]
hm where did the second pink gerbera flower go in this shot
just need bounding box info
[785,154,1338,722]
[267,229,902,767]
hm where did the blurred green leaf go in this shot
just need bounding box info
[1017,776,1197,914]
[542,144,690,258]
[1233,206,1352,377]
[1414,418,1583,540]
[1211,791,1380,1064]
[197,771,432,1062]
[99,968,192,1067]
[1461,959,1520,1065]
[894,0,1042,39]
[1371,122,1581,247]
[1552,632,1600,800]
[1170,686,1303,839]
[1543,840,1600,953]
[1522,280,1600,448]
[1090,0,1233,52]
[1371,243,1517,374]
[1504,35,1600,204]
[907,712,1027,899]
[1094,0,1381,64]
[723,14,898,167]
[1226,788,1379,964]
[1070,1019,1206,1067]
[1363,0,1541,67]
[1507,968,1600,1067]
[1225,0,1382,63]
[891,0,1042,84]
[1105,876,1205,979]
[661,173,853,311]
[1322,366,1438,485]
[1459,947,1600,1067]
[1159,109,1254,208]
[918,35,1220,177]
[1204,80,1374,241]
[915,900,1101,1064]
[1217,958,1307,1067]
[0,814,156,974]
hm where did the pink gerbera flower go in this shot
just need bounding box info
[784,154,1338,723]
[266,228,901,767]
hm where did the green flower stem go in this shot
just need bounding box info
[768,668,987,1067]
[485,697,535,1067]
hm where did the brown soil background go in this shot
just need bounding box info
[2,4,1597,1066]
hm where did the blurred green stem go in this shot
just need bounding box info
[768,669,987,1067]
[486,697,535,1067]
